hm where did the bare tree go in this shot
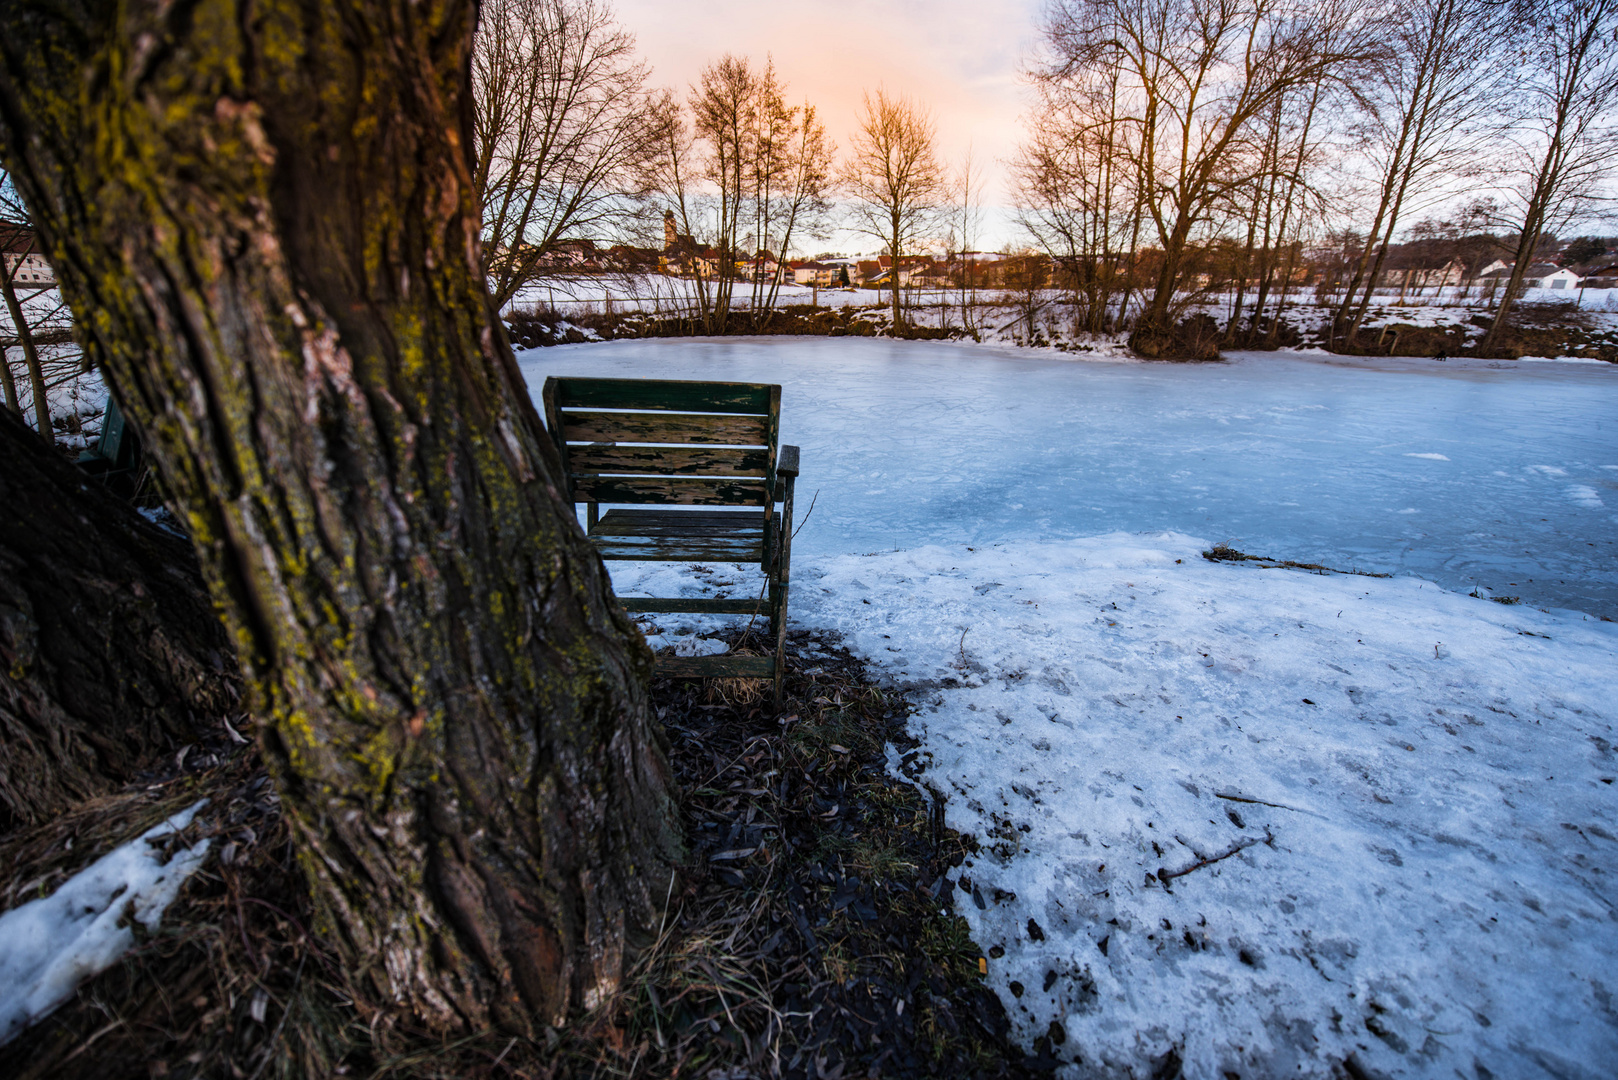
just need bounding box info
[842,89,947,331]
[1252,78,1330,343]
[1331,0,1509,347]
[1484,0,1618,344]
[689,55,759,333]
[1039,0,1376,355]
[644,90,717,329]
[744,61,836,316]
[1016,42,1142,334]
[472,0,660,308]
[645,57,833,332]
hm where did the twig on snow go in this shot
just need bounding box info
[1156,828,1273,885]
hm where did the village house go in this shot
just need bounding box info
[1478,262,1581,290]
[791,260,841,288]
[858,254,934,289]
[1,225,56,287]
[1373,255,1465,292]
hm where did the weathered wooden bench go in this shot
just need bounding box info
[542,376,800,703]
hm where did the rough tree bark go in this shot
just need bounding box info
[0,0,681,1036]
[0,406,238,831]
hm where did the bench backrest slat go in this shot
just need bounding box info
[549,377,773,414]
[561,411,770,446]
[543,376,781,507]
[571,477,770,506]
[568,445,771,477]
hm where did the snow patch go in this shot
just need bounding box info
[642,632,729,657]
[1403,452,1450,461]
[0,801,212,1046]
[1567,485,1605,508]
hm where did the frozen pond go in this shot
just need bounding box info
[519,337,1618,618]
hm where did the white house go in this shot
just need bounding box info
[1477,263,1581,290]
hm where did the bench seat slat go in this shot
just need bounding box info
[553,378,773,414]
[590,509,764,535]
[595,541,764,562]
[562,411,770,446]
[589,509,765,563]
[569,445,770,477]
[573,476,768,505]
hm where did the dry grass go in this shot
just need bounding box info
[1,631,1034,1080]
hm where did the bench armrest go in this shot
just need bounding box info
[777,444,800,479]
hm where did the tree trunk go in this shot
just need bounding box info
[1,340,19,416]
[0,0,681,1038]
[890,223,904,332]
[0,407,239,831]
[0,261,52,444]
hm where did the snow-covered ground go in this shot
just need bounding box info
[518,338,1618,1078]
[0,284,101,448]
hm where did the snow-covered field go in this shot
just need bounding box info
[519,338,1618,1078]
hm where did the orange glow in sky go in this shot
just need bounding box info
[612,0,1043,252]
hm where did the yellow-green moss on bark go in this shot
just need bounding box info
[0,0,682,1037]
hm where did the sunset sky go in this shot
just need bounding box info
[612,0,1046,253]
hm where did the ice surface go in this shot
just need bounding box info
[0,800,211,1046]
[521,337,1618,616]
[517,338,1618,1076]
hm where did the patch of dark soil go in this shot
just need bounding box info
[1129,314,1224,361]
[1225,318,1304,350]
[504,302,599,347]
[509,300,965,347]
[1467,321,1618,362]
[1363,323,1471,358]
[3,631,1034,1079]
[1324,312,1617,362]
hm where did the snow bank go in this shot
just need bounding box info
[617,536,1618,1077]
[0,801,212,1046]
[797,535,1617,1078]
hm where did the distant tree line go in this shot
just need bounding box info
[1014,0,1618,354]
